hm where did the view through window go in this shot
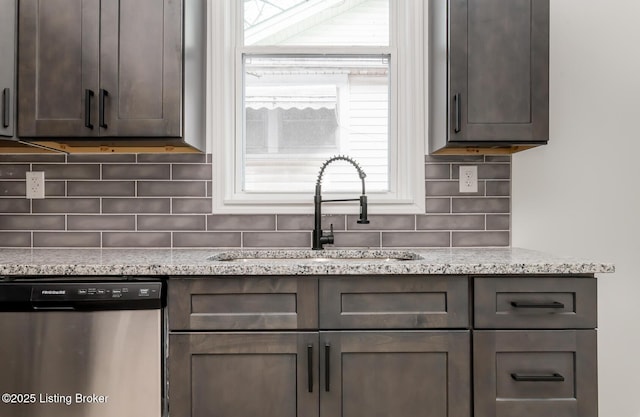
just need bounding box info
[241,0,391,194]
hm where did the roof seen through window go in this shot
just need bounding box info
[244,0,310,30]
[243,0,389,46]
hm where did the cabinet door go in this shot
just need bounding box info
[321,331,470,417]
[100,0,182,137]
[169,332,319,417]
[0,0,16,137]
[449,0,549,142]
[18,0,100,137]
[474,330,597,417]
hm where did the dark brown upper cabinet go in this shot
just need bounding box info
[0,0,17,138]
[18,0,182,139]
[429,0,550,154]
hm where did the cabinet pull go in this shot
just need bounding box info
[307,344,313,393]
[99,89,109,128]
[511,373,565,382]
[84,89,94,129]
[510,301,565,309]
[2,88,9,128]
[324,344,331,392]
[453,93,461,133]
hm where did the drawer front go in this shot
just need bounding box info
[168,277,318,330]
[474,330,597,417]
[474,277,596,329]
[319,276,469,329]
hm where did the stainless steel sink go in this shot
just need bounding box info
[208,249,422,262]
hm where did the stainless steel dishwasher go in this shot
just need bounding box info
[0,278,165,417]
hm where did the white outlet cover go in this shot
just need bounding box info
[26,171,45,199]
[459,165,478,193]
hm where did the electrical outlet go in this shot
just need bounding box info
[26,171,45,199]
[459,165,478,193]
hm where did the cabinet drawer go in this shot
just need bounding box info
[168,277,318,330]
[474,330,597,417]
[319,276,468,329]
[474,277,596,329]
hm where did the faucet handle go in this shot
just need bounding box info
[323,223,335,245]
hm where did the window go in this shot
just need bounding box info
[210,0,426,213]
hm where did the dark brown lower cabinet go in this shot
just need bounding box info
[169,331,470,417]
[167,275,598,417]
[474,330,597,417]
[169,332,319,417]
[322,331,470,417]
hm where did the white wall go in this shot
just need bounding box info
[512,1,640,416]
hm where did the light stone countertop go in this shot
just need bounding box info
[0,248,614,277]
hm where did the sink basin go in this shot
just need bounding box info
[208,249,422,263]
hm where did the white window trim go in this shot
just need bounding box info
[209,0,426,214]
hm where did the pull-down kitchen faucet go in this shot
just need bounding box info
[313,155,369,250]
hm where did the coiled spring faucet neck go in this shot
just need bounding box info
[313,155,369,250]
[315,155,367,195]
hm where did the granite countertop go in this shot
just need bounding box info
[0,248,614,277]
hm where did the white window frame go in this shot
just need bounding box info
[209,0,427,214]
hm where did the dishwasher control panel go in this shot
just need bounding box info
[33,282,162,301]
[0,280,164,311]
[32,282,163,310]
